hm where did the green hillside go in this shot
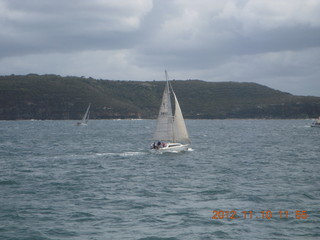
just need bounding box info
[0,74,320,120]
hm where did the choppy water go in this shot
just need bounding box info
[0,119,319,240]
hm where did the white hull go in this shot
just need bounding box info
[151,143,189,153]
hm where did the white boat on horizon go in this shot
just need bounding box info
[76,103,91,126]
[150,71,191,153]
[311,116,320,128]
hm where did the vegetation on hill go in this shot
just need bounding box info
[0,74,320,120]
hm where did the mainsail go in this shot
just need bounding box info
[153,81,174,141]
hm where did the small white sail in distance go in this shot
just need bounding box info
[82,103,91,124]
[77,103,91,125]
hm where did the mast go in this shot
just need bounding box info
[165,70,175,140]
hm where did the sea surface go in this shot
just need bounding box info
[0,119,319,240]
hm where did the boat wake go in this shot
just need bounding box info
[96,151,147,157]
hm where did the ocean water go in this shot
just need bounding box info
[0,119,319,240]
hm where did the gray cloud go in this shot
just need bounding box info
[0,0,319,96]
[0,0,152,56]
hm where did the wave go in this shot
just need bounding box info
[0,179,19,185]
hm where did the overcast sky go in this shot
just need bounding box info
[1,0,320,96]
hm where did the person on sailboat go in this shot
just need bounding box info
[151,142,160,149]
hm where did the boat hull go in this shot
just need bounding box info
[151,143,190,153]
[311,123,320,128]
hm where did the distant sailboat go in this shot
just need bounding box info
[311,116,320,128]
[77,103,91,126]
[151,71,191,152]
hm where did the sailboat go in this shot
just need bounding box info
[76,103,91,126]
[151,71,191,152]
[311,116,320,128]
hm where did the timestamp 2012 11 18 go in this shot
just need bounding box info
[211,210,309,220]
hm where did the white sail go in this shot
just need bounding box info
[79,103,90,124]
[172,91,190,143]
[153,81,174,141]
